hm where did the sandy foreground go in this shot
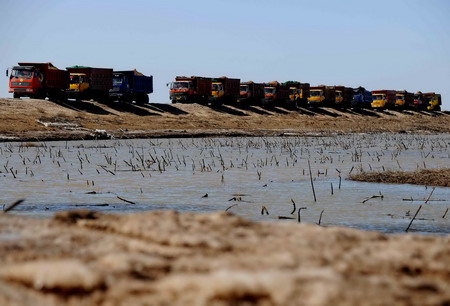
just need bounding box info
[1,98,450,305]
[0,211,449,306]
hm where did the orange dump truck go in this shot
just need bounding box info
[239,81,265,105]
[7,62,69,101]
[395,90,414,109]
[169,76,212,104]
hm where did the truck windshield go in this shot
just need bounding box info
[113,75,124,85]
[240,85,249,92]
[172,82,190,89]
[335,91,342,97]
[373,95,385,100]
[310,90,322,97]
[70,75,81,84]
[396,95,405,100]
[212,84,223,91]
[12,69,33,78]
[264,87,276,94]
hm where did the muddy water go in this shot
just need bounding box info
[1,134,449,235]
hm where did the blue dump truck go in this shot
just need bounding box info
[351,86,372,109]
[109,70,153,104]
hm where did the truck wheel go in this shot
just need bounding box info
[137,94,149,105]
[13,93,20,99]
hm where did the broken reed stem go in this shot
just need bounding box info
[425,187,436,204]
[443,208,449,219]
[290,199,296,214]
[225,203,237,212]
[297,207,307,223]
[405,205,422,232]
[308,160,316,202]
[317,210,324,225]
[116,196,135,204]
[261,206,269,215]
[3,199,25,213]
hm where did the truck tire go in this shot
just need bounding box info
[13,93,20,99]
[136,94,149,105]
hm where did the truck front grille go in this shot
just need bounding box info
[11,81,31,86]
[13,88,28,92]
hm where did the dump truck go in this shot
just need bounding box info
[238,81,264,105]
[395,90,414,109]
[66,66,113,102]
[283,81,310,108]
[7,62,69,101]
[211,77,240,105]
[307,85,335,107]
[411,91,432,110]
[423,92,442,111]
[262,81,290,107]
[169,76,212,104]
[332,86,353,108]
[351,87,372,109]
[109,70,153,104]
[371,90,396,109]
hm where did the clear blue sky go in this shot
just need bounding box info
[1,0,449,109]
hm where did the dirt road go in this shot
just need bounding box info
[1,98,449,141]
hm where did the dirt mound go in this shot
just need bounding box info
[1,98,449,141]
[349,168,450,187]
[0,210,449,305]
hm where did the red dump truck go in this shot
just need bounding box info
[169,76,212,104]
[7,62,69,101]
[307,85,336,107]
[239,81,265,105]
[371,90,396,109]
[66,66,113,102]
[262,81,290,107]
[211,77,240,105]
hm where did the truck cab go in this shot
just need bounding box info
[308,89,325,105]
[423,93,442,111]
[169,80,193,102]
[289,87,301,103]
[68,73,89,97]
[371,90,396,109]
[8,66,41,98]
[211,82,224,99]
[263,85,277,103]
[111,72,128,93]
[351,87,372,109]
[239,84,250,100]
[335,90,343,104]
[395,93,406,108]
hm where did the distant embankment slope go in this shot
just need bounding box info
[0,98,449,141]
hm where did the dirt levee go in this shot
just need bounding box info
[1,98,449,141]
[350,168,450,187]
[1,210,449,305]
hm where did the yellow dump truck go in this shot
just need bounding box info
[423,92,442,111]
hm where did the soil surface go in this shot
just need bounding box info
[350,168,450,187]
[0,98,449,141]
[1,98,450,305]
[1,210,450,306]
